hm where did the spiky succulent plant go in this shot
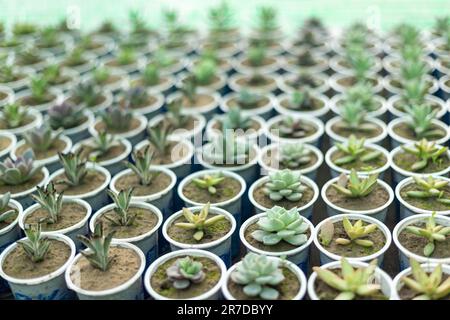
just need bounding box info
[192,59,217,85]
[77,222,115,271]
[82,131,120,162]
[1,103,29,128]
[105,188,136,227]
[180,76,197,104]
[256,6,278,32]
[272,116,315,138]
[401,139,448,172]
[313,258,382,300]
[288,90,317,110]
[204,131,250,165]
[334,217,378,247]
[125,147,157,186]
[166,257,206,289]
[92,67,111,85]
[406,176,450,204]
[48,102,85,130]
[220,106,252,131]
[251,206,309,246]
[56,151,87,187]
[401,258,450,300]
[263,169,307,202]
[31,183,63,224]
[192,173,225,195]
[400,60,428,81]
[0,149,41,186]
[18,224,50,263]
[331,170,379,198]
[123,87,149,109]
[401,79,428,107]
[165,99,189,128]
[337,102,378,132]
[174,203,225,241]
[342,83,378,113]
[208,1,234,33]
[148,124,172,156]
[129,9,152,35]
[100,106,132,132]
[333,135,382,166]
[15,49,41,65]
[0,193,16,224]
[23,125,62,152]
[29,76,51,104]
[116,48,136,66]
[236,90,263,109]
[230,253,284,300]
[279,143,312,169]
[247,46,266,67]
[345,47,373,82]
[405,212,450,257]
[403,104,444,140]
[63,48,86,67]
[142,64,160,86]
[72,82,102,107]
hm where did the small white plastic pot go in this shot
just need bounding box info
[240,212,314,273]
[321,176,394,222]
[89,114,147,146]
[144,249,227,300]
[65,241,146,300]
[280,53,329,75]
[109,166,177,218]
[103,55,141,75]
[0,67,34,92]
[166,91,221,121]
[231,54,281,75]
[46,164,111,212]
[389,145,450,184]
[53,110,95,144]
[307,260,394,300]
[382,55,435,76]
[437,74,450,99]
[0,85,14,108]
[134,73,175,95]
[227,73,279,95]
[186,56,233,76]
[176,71,227,94]
[393,213,450,270]
[248,175,319,220]
[257,143,323,180]
[162,206,236,267]
[325,116,388,146]
[312,213,392,266]
[328,73,384,95]
[84,67,128,95]
[392,263,450,300]
[395,176,450,220]
[387,94,447,120]
[16,88,62,113]
[0,132,16,161]
[122,92,164,120]
[19,198,91,249]
[325,143,391,179]
[219,92,275,121]
[277,72,329,95]
[90,201,163,265]
[72,137,132,176]
[383,74,439,97]
[66,89,113,115]
[196,40,242,59]
[82,35,116,58]
[0,234,76,300]
[329,93,387,119]
[49,68,80,93]
[62,52,97,75]
[0,108,43,137]
[387,117,450,149]
[282,38,331,58]
[274,92,330,121]
[329,55,383,76]
[222,256,307,300]
[11,135,72,174]
[265,114,325,148]
[138,56,189,76]
[134,138,194,179]
[5,167,49,208]
[383,34,434,58]
[332,34,384,57]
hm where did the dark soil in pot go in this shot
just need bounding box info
[70,246,140,291]
[393,99,442,114]
[181,94,214,108]
[400,184,450,211]
[119,96,158,110]
[98,74,123,86]
[393,152,450,174]
[227,266,300,300]
[19,93,56,106]
[285,77,325,90]
[16,139,67,160]
[325,184,389,210]
[253,184,314,210]
[331,149,387,171]
[262,149,319,171]
[280,97,324,111]
[204,148,257,168]
[226,96,270,110]
[156,115,197,132]
[241,57,276,68]
[321,220,385,258]
[132,76,170,89]
[212,120,261,133]
[270,121,317,139]
[314,268,388,300]
[105,60,137,69]
[398,274,450,300]
[182,177,241,204]
[137,142,189,165]
[79,142,126,163]
[94,117,141,135]
[150,256,221,299]
[98,207,158,238]
[181,75,222,89]
[331,121,383,139]
[53,170,106,195]
[167,213,232,245]
[398,222,450,259]
[114,171,172,197]
[0,171,45,194]
[68,95,107,109]
[392,122,446,141]
[47,75,72,86]
[0,114,35,130]
[2,239,71,279]
[336,76,379,88]
[389,78,434,91]
[0,206,18,231]
[24,202,87,231]
[236,75,275,88]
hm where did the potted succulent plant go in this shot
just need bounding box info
[75,34,115,59]
[71,131,132,176]
[325,135,390,178]
[109,147,177,216]
[281,51,329,75]
[87,66,129,95]
[17,76,61,113]
[14,49,51,72]
[104,47,141,75]
[332,23,382,56]
[177,60,227,94]
[390,139,450,184]
[65,223,146,300]
[134,125,194,179]
[232,46,280,75]
[143,49,188,76]
[130,62,175,94]
[240,206,314,272]
[162,204,236,267]
[118,87,164,119]
[33,27,71,56]
[383,67,438,98]
[321,170,394,222]
[396,175,450,219]
[248,169,318,220]
[329,49,382,75]
[265,114,324,147]
[89,188,163,265]
[144,249,226,300]
[221,252,307,300]
[258,142,323,180]
[392,259,450,300]
[307,258,394,300]
[274,90,330,120]
[313,214,392,265]
[0,132,16,161]
[19,183,91,248]
[60,48,96,75]
[387,104,450,148]
[0,150,49,207]
[0,85,13,107]
[11,124,72,173]
[207,2,241,44]
[0,225,76,300]
[0,64,32,93]
[41,64,79,93]
[12,22,38,40]
[0,103,42,137]
[48,102,94,143]
[46,151,111,211]
[247,7,284,55]
[277,72,329,95]
[90,20,121,39]
[228,72,278,95]
[66,82,113,114]
[219,91,275,120]
[393,213,450,270]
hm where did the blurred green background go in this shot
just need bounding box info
[0,0,449,33]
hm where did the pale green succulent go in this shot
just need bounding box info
[335,217,378,247]
[401,139,448,172]
[331,170,379,198]
[263,169,307,202]
[148,124,172,156]
[343,83,378,113]
[105,188,136,227]
[18,224,50,263]
[279,143,312,169]
[1,103,29,129]
[192,58,217,85]
[192,173,225,194]
[166,257,205,289]
[230,253,285,300]
[338,101,378,132]
[77,222,115,271]
[406,176,450,205]
[251,206,309,246]
[220,107,253,131]
[333,135,382,166]
[403,104,444,140]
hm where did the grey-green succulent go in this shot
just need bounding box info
[18,224,50,263]
[0,193,16,224]
[1,103,29,128]
[56,151,87,187]
[105,188,136,227]
[220,106,253,131]
[403,104,445,140]
[166,256,206,289]
[263,169,307,202]
[0,149,41,186]
[125,147,158,186]
[23,125,62,152]
[77,222,115,271]
[279,143,312,169]
[31,183,63,224]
